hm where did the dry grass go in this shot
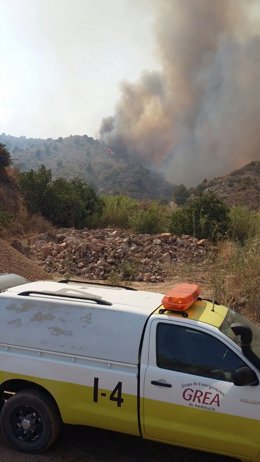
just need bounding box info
[20,213,52,235]
[0,212,52,240]
[210,237,260,322]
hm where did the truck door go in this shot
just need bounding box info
[141,320,260,461]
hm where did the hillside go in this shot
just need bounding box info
[0,134,173,200]
[0,238,48,280]
[1,134,259,208]
[0,167,26,219]
[196,161,260,210]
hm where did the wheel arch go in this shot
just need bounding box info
[0,379,62,421]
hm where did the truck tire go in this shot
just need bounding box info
[0,389,61,453]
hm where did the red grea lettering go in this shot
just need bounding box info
[182,388,220,407]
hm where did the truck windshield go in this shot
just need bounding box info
[220,309,260,359]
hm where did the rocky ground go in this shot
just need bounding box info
[11,227,210,285]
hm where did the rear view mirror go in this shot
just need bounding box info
[233,366,259,386]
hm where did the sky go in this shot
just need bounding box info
[1,0,260,185]
[0,0,158,139]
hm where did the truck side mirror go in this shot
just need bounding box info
[233,366,259,386]
[231,323,252,346]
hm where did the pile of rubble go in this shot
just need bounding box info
[25,228,208,283]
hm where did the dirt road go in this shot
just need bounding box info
[0,424,238,462]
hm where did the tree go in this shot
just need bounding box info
[173,184,190,205]
[46,178,103,228]
[170,192,230,240]
[19,165,52,214]
[20,166,103,228]
[0,144,11,168]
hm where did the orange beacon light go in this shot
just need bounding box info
[162,283,201,312]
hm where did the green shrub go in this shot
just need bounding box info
[169,208,193,236]
[0,144,11,168]
[107,259,139,284]
[20,166,103,228]
[172,184,190,205]
[117,259,139,280]
[96,195,139,228]
[228,206,260,245]
[45,178,103,228]
[129,202,170,234]
[170,192,230,240]
[19,165,52,214]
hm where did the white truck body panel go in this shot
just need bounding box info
[0,281,163,364]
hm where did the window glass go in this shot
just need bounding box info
[157,323,246,382]
[219,308,260,358]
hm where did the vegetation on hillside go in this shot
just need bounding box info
[0,143,11,168]
[2,133,258,209]
[0,163,254,245]
[172,184,190,205]
[0,144,26,233]
[0,133,173,200]
[170,192,230,241]
[95,195,171,234]
[19,166,102,228]
[211,237,260,321]
[0,207,12,229]
[190,161,260,211]
[0,148,259,321]
[228,206,260,245]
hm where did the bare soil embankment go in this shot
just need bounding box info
[0,238,48,281]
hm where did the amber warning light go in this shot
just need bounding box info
[162,283,201,312]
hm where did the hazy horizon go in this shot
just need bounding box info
[1,0,259,185]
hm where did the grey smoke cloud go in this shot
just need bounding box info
[100,0,260,185]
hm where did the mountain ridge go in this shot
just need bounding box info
[0,133,173,199]
[0,133,259,209]
[200,161,260,210]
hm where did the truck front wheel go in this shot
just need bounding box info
[0,389,61,453]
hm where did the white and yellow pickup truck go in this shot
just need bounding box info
[0,274,259,460]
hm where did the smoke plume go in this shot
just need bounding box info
[100,0,260,185]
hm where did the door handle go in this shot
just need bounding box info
[151,380,172,388]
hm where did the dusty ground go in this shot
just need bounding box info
[0,238,48,281]
[0,423,238,462]
[0,239,245,462]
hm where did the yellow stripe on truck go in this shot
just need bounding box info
[141,397,260,462]
[0,370,139,436]
[158,301,228,328]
